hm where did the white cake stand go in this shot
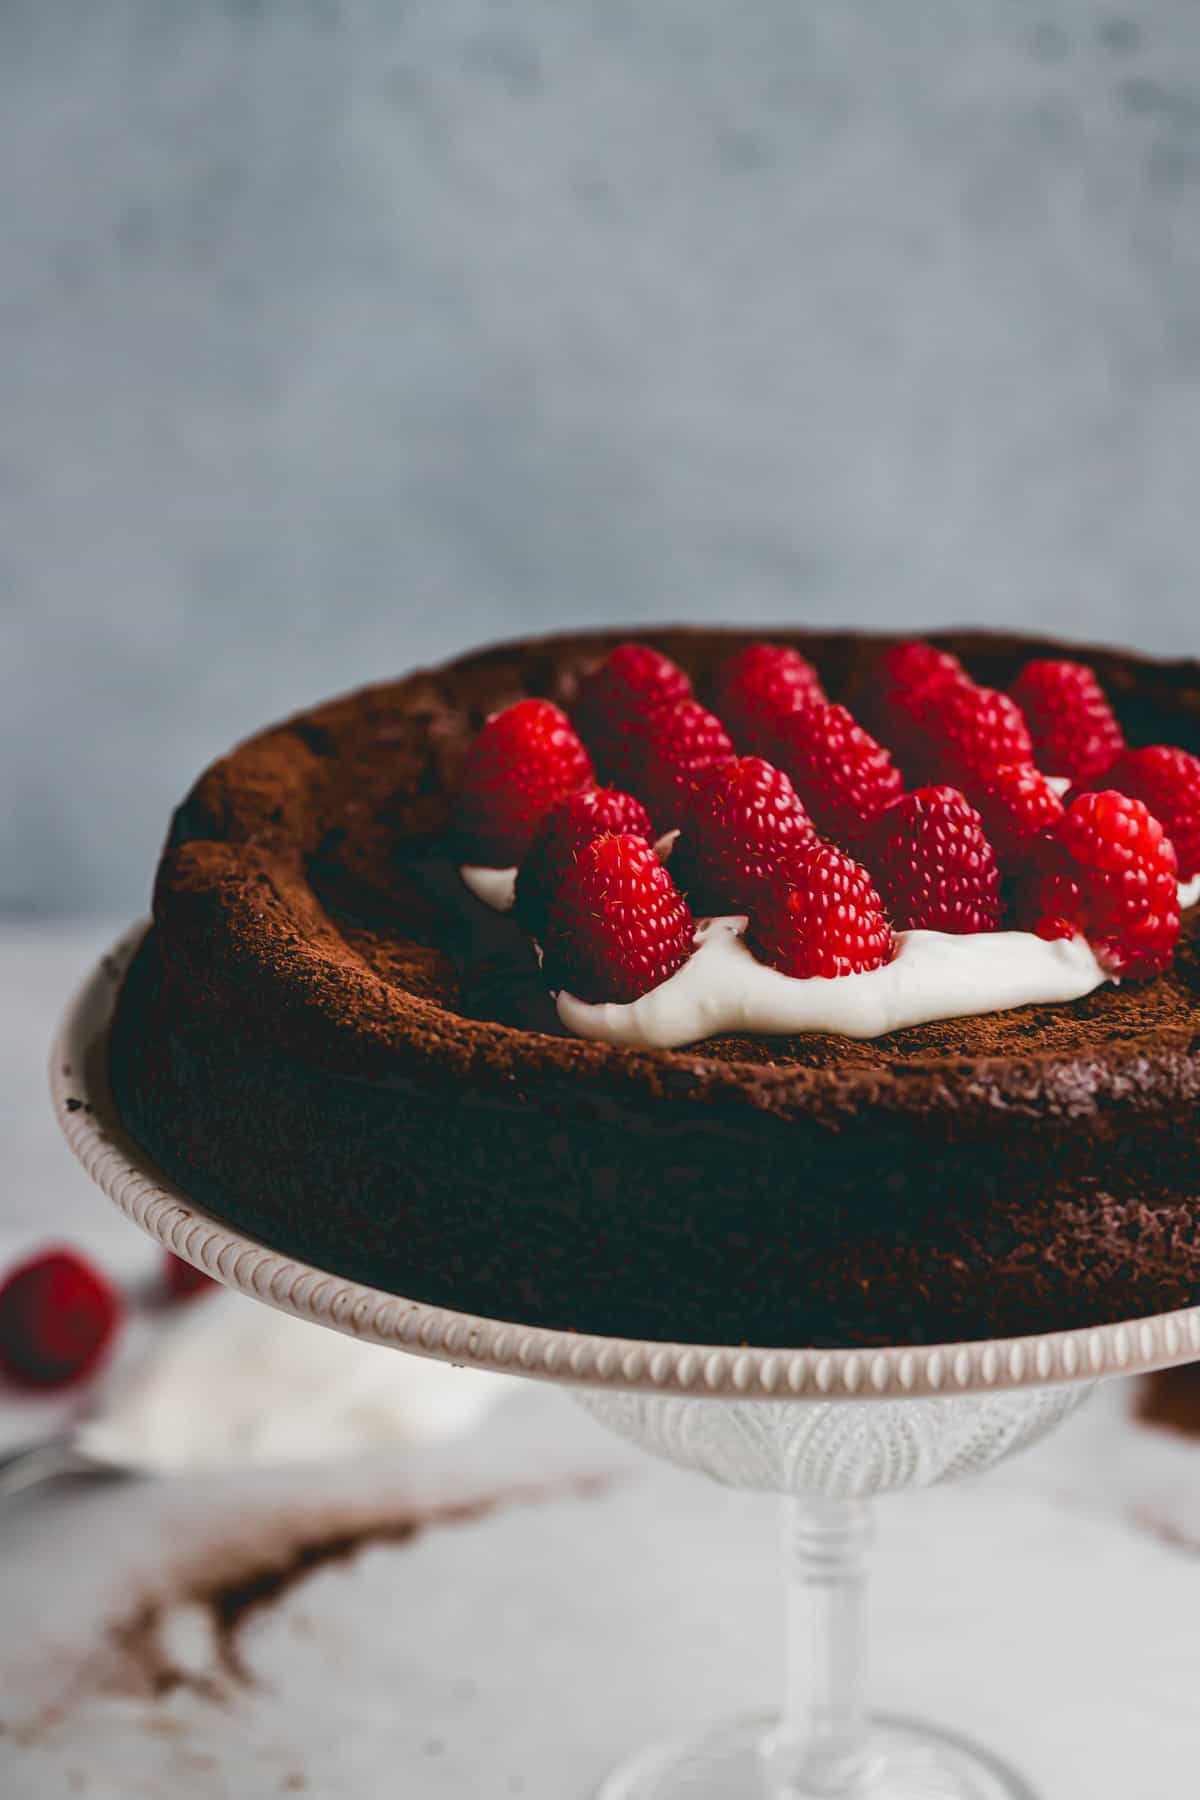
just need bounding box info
[52,927,1200,1800]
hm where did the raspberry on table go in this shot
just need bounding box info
[671,756,817,915]
[514,785,654,935]
[869,786,1002,934]
[711,644,826,755]
[453,697,593,865]
[572,644,693,782]
[164,1251,217,1303]
[969,762,1066,871]
[623,698,735,829]
[0,1248,122,1389]
[1103,744,1200,882]
[1009,660,1125,785]
[1024,790,1180,979]
[541,832,695,1003]
[773,701,904,845]
[748,842,894,979]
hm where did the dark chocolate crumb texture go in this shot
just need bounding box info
[110,628,1200,1349]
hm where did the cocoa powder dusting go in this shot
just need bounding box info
[95,1473,614,1704]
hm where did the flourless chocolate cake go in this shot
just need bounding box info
[108,627,1200,1348]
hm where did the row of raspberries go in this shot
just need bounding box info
[452,640,1200,1003]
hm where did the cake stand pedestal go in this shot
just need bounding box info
[577,1383,1076,1800]
[53,928,1200,1800]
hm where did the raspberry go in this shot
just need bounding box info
[0,1248,122,1389]
[853,639,969,750]
[869,786,1001,934]
[910,682,1033,785]
[1025,790,1180,978]
[1009,660,1125,784]
[749,843,894,979]
[1103,745,1200,882]
[624,698,735,828]
[453,698,593,865]
[541,832,694,1003]
[712,644,826,755]
[672,757,817,914]
[572,644,692,781]
[880,640,967,695]
[773,702,904,844]
[164,1251,217,1303]
[514,785,653,935]
[969,763,1066,870]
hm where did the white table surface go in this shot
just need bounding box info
[2,921,1199,1800]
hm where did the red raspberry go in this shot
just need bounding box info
[1103,745,1200,882]
[869,786,1001,934]
[1025,790,1180,978]
[749,843,894,979]
[880,640,967,695]
[853,639,969,750]
[572,644,692,780]
[164,1251,217,1303]
[773,701,904,845]
[541,832,694,1002]
[514,785,653,935]
[711,644,826,754]
[672,757,817,913]
[1009,660,1125,784]
[624,698,735,828]
[454,698,593,865]
[910,682,1033,785]
[0,1248,122,1389]
[969,763,1066,870]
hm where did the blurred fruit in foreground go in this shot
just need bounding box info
[0,1247,122,1389]
[164,1250,217,1304]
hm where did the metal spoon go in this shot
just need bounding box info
[0,1434,125,1500]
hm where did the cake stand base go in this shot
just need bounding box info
[598,1712,1036,1800]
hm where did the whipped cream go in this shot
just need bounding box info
[458,859,1197,1054]
[76,1291,507,1474]
[556,917,1108,1050]
[461,863,518,911]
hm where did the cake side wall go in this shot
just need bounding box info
[109,929,1200,1351]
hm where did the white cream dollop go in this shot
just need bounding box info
[76,1292,507,1474]
[557,918,1110,1050]
[461,863,518,911]
[458,862,1197,1054]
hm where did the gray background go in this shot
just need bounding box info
[3,0,1198,918]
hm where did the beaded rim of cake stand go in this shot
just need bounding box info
[51,921,1200,1403]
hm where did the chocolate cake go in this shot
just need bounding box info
[108,627,1200,1349]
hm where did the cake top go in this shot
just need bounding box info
[154,627,1200,1124]
[448,635,1198,1051]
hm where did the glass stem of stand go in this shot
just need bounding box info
[762,1494,879,1799]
